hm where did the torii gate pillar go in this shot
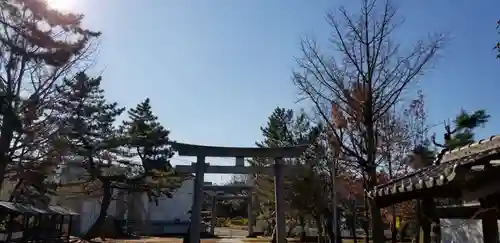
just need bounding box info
[210,195,217,235]
[274,158,286,242]
[190,157,208,240]
[248,194,255,236]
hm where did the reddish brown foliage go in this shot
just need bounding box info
[346,83,368,123]
[331,102,347,129]
[331,83,368,129]
[381,200,418,225]
[336,171,391,201]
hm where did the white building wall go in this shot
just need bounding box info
[78,189,121,234]
[76,178,194,235]
[0,180,17,201]
[143,179,194,222]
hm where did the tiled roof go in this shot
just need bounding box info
[0,201,48,214]
[0,201,79,215]
[47,205,79,216]
[368,135,500,200]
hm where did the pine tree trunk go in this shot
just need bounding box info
[83,181,113,240]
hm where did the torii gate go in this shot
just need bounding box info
[203,185,254,235]
[171,142,308,243]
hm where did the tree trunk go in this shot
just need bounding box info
[315,216,323,243]
[335,208,342,243]
[350,214,357,243]
[325,211,334,243]
[266,218,275,236]
[366,166,385,243]
[8,179,24,202]
[363,194,370,243]
[270,222,277,243]
[83,181,113,240]
[350,201,358,243]
[391,205,397,243]
[0,119,15,194]
[368,196,385,242]
[299,215,306,242]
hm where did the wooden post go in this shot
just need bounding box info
[419,198,440,243]
[68,216,73,242]
[480,197,499,243]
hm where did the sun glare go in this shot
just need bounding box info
[46,0,74,12]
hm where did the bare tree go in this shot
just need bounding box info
[292,0,444,241]
[378,98,429,242]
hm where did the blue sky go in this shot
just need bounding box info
[66,0,499,184]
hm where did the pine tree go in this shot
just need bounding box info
[121,98,184,202]
[51,72,126,240]
[250,107,330,241]
[445,110,490,149]
[0,0,101,194]
[1,0,101,66]
[249,108,294,209]
[432,109,490,151]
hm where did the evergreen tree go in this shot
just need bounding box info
[52,72,126,240]
[121,98,184,202]
[412,109,490,169]
[250,107,330,241]
[1,0,100,66]
[433,109,490,150]
[250,108,294,209]
[0,0,100,193]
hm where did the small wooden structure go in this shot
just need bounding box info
[0,201,79,243]
[368,135,500,243]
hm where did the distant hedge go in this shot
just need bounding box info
[216,217,248,227]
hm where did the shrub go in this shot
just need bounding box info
[216,217,231,227]
[230,218,248,226]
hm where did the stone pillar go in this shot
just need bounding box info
[190,156,207,243]
[247,195,254,237]
[274,158,286,243]
[210,195,217,234]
